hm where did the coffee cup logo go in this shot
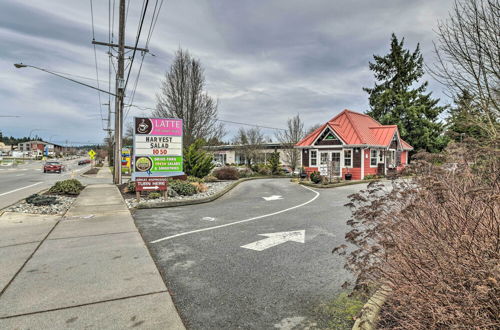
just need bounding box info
[135,157,152,172]
[135,118,153,134]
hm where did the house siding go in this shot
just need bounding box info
[364,149,378,176]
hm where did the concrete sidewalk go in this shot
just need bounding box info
[0,168,185,329]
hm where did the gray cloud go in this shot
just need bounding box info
[0,0,453,144]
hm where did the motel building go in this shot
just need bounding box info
[295,109,413,180]
[206,143,290,167]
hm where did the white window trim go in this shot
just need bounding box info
[309,149,318,167]
[343,149,352,168]
[370,149,379,168]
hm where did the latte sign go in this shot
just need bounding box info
[133,117,184,179]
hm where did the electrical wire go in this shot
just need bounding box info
[90,0,106,130]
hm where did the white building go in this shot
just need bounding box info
[205,143,292,167]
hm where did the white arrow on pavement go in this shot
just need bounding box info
[262,195,283,201]
[241,230,305,251]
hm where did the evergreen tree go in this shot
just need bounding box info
[183,139,215,178]
[446,91,491,142]
[267,151,280,175]
[363,34,448,152]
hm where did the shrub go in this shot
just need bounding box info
[190,182,208,193]
[335,143,500,329]
[148,192,161,199]
[310,171,322,184]
[169,180,197,196]
[183,139,215,178]
[363,174,380,180]
[126,181,136,193]
[203,175,218,182]
[48,179,84,195]
[268,151,280,174]
[238,168,254,178]
[26,194,59,206]
[187,176,205,183]
[213,166,239,180]
[257,165,271,176]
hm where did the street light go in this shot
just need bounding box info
[14,63,117,97]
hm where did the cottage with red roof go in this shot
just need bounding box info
[295,109,413,180]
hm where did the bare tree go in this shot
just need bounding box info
[233,127,265,166]
[154,48,225,147]
[306,123,322,136]
[429,0,500,139]
[276,114,305,171]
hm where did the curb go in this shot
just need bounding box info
[298,178,381,189]
[352,285,391,330]
[135,176,290,209]
[0,188,50,216]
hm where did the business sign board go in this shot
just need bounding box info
[132,117,183,179]
[121,148,131,168]
[135,177,168,192]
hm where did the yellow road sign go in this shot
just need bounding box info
[88,149,96,159]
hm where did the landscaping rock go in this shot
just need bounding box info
[5,195,76,215]
[125,181,231,208]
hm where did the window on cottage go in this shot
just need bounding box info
[378,150,384,163]
[370,150,378,166]
[344,149,352,167]
[310,150,317,166]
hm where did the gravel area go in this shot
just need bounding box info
[125,181,233,208]
[5,195,77,215]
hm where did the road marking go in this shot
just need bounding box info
[15,174,25,177]
[262,195,283,201]
[150,185,320,244]
[241,230,305,251]
[201,217,216,222]
[0,182,43,197]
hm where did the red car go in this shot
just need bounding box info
[44,161,65,173]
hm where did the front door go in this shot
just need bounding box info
[319,151,341,176]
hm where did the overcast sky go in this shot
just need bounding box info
[0,0,455,145]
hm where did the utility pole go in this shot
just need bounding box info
[92,0,149,184]
[114,0,126,185]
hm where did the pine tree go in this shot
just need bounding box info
[363,34,448,152]
[183,139,215,178]
[446,91,491,142]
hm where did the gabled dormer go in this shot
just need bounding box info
[314,125,344,146]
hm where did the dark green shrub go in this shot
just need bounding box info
[363,174,380,180]
[213,166,239,180]
[258,165,271,176]
[48,179,84,195]
[169,180,197,196]
[310,171,322,184]
[238,168,254,178]
[148,192,161,199]
[184,139,215,178]
[268,152,280,174]
[26,194,59,206]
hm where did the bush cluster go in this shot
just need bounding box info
[48,179,84,195]
[183,139,215,178]
[335,142,500,328]
[147,192,161,199]
[169,180,197,196]
[213,166,239,180]
[309,171,322,184]
[203,175,218,182]
[26,194,59,206]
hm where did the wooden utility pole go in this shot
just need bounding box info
[113,0,126,184]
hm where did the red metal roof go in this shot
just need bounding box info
[296,109,413,149]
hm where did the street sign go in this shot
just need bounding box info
[121,148,131,168]
[88,149,96,160]
[132,117,184,179]
[135,177,168,192]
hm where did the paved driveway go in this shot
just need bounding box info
[134,179,369,329]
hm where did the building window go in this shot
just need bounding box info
[378,150,384,163]
[344,149,352,167]
[370,149,378,166]
[310,150,317,166]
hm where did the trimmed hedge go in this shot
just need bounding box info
[48,179,84,195]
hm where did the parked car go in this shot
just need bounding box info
[44,161,65,173]
[78,159,91,165]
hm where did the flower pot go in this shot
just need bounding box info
[345,173,352,180]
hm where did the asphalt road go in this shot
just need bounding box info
[0,158,92,210]
[134,178,370,330]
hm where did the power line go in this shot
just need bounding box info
[123,0,149,92]
[90,0,105,129]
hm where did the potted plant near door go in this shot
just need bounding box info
[345,168,352,180]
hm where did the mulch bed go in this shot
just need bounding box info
[83,167,100,175]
